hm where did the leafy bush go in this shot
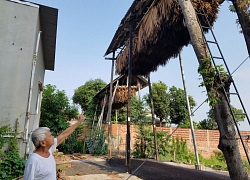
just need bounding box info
[0,125,25,179]
[133,124,193,162]
[170,136,194,163]
[243,160,250,174]
[133,122,152,158]
[133,125,250,173]
[92,128,108,156]
[84,126,108,156]
[200,150,227,171]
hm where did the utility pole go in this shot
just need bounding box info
[147,73,159,161]
[106,52,116,160]
[179,53,201,170]
[126,21,134,173]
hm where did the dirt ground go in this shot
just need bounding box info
[55,153,231,180]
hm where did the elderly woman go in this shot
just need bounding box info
[23,114,85,180]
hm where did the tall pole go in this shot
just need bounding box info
[91,104,98,138]
[147,74,159,161]
[179,53,201,170]
[126,21,133,173]
[116,110,120,156]
[107,51,115,160]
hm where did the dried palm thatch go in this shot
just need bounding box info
[116,0,220,76]
[101,85,138,110]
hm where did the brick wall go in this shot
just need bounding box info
[110,124,250,159]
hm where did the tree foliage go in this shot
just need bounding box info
[116,107,127,123]
[169,86,196,127]
[40,84,79,135]
[144,81,170,126]
[197,106,245,130]
[131,96,147,121]
[115,96,148,123]
[144,82,196,127]
[197,109,218,130]
[72,79,106,118]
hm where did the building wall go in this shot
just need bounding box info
[110,124,250,159]
[0,0,45,157]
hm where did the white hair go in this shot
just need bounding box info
[31,127,50,148]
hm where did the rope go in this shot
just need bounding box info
[191,98,207,115]
[231,56,250,76]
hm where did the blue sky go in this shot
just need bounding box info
[31,0,250,130]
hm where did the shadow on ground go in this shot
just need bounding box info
[64,157,230,180]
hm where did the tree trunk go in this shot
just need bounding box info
[231,0,250,56]
[178,0,248,179]
[215,89,248,179]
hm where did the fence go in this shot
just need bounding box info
[110,124,250,159]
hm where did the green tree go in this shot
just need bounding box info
[197,106,245,130]
[144,81,170,127]
[72,79,107,118]
[131,96,147,121]
[40,84,79,135]
[114,96,148,123]
[169,86,196,127]
[116,107,127,123]
[133,123,170,159]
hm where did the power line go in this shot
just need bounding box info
[192,98,207,115]
[191,55,250,116]
[231,56,250,76]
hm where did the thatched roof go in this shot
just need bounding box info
[105,0,220,76]
[105,0,155,56]
[94,75,148,109]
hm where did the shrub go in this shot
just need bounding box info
[57,124,86,154]
[133,124,193,162]
[200,150,227,171]
[0,125,25,179]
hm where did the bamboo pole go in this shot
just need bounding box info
[148,73,159,161]
[107,51,115,159]
[179,53,200,168]
[126,21,134,173]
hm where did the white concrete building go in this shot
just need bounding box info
[0,0,58,158]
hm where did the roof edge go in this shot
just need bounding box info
[8,0,39,8]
